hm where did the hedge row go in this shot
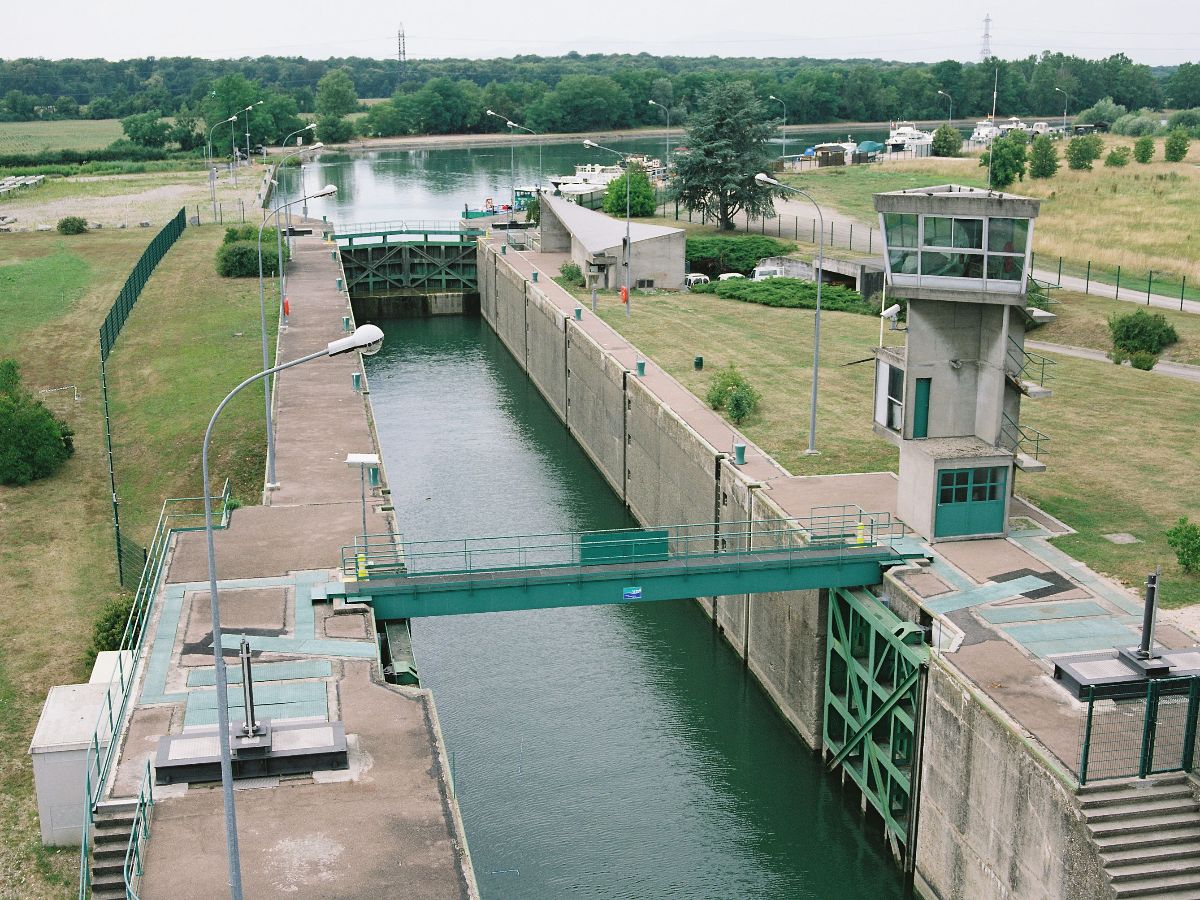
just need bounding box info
[691,277,877,315]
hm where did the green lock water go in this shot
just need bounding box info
[368,315,908,899]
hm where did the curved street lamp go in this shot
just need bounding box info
[937,90,954,127]
[207,115,239,218]
[1054,87,1072,133]
[242,100,263,166]
[201,322,384,900]
[257,182,336,488]
[648,99,671,167]
[756,172,823,456]
[768,95,787,163]
[485,109,519,220]
[584,139,633,317]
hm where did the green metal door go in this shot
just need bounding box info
[934,467,1007,538]
[912,378,930,439]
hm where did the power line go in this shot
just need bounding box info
[982,13,993,62]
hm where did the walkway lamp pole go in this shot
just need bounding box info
[229,117,238,186]
[485,109,518,222]
[201,323,384,900]
[258,183,338,489]
[1054,87,1071,133]
[278,123,319,251]
[768,95,787,164]
[208,115,239,219]
[584,139,633,318]
[648,99,671,167]
[242,101,263,168]
[271,142,325,314]
[756,172,823,455]
[937,90,954,127]
[505,119,541,190]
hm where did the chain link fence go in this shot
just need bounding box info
[1076,677,1200,784]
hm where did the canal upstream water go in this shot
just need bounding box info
[368,315,908,899]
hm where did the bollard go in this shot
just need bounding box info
[342,315,351,332]
[367,465,380,489]
[532,270,539,283]
[591,288,597,312]
[351,372,362,392]
[331,249,336,261]
[694,355,704,371]
[574,307,582,320]
[336,277,343,291]
[733,443,746,466]
[322,214,327,223]
[636,360,646,377]
[501,244,507,256]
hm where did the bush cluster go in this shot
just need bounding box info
[1133,136,1155,164]
[1065,134,1105,170]
[87,594,136,665]
[56,215,88,235]
[1164,129,1191,163]
[1104,146,1131,168]
[1167,518,1200,575]
[215,225,288,277]
[691,277,874,315]
[557,261,584,287]
[0,359,76,486]
[704,365,761,426]
[685,235,793,276]
[1107,308,1178,368]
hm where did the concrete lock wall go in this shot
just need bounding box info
[493,261,527,361]
[524,285,568,420]
[564,324,627,497]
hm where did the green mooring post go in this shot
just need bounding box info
[532,270,539,283]
[636,360,646,377]
[331,249,336,261]
[336,277,343,291]
[501,244,507,256]
[351,372,362,392]
[694,355,704,371]
[733,443,746,466]
[342,315,351,332]
[574,307,582,321]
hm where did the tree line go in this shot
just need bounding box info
[2,51,1198,134]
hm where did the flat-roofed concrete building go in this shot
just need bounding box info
[538,192,685,290]
[872,184,1056,541]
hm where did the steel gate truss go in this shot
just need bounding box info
[340,241,478,295]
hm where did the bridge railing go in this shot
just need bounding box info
[341,508,905,582]
[332,219,485,245]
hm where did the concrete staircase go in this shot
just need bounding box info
[88,798,140,900]
[1079,774,1200,899]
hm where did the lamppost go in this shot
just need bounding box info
[485,109,517,222]
[755,173,823,455]
[276,124,319,253]
[584,139,633,318]
[937,90,954,127]
[200,323,384,900]
[271,142,324,312]
[229,117,238,186]
[1054,87,1071,133]
[242,101,263,168]
[258,183,338,489]
[768,95,787,164]
[208,115,239,219]
[648,99,671,167]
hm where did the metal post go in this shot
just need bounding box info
[1085,260,1091,294]
[1139,570,1160,658]
[1116,265,1121,299]
[1183,276,1188,311]
[1079,685,1096,785]
[1139,679,1158,779]
[239,638,259,737]
[359,464,368,542]
[1183,677,1200,772]
[1147,271,1153,305]
[229,120,237,186]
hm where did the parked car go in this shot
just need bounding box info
[1031,122,1049,135]
[751,265,784,281]
[718,272,746,281]
[685,273,710,286]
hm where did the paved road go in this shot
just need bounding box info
[1027,339,1200,383]
[1035,269,1200,315]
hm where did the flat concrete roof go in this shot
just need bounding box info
[873,183,1040,218]
[541,192,682,255]
[30,683,118,754]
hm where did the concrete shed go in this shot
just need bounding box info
[539,192,685,290]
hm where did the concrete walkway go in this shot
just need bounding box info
[1027,339,1200,383]
[114,222,476,899]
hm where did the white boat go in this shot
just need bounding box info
[970,120,1000,142]
[886,122,933,151]
[998,116,1031,136]
[548,163,624,190]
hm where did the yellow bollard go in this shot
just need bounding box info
[856,521,867,546]
[357,552,368,581]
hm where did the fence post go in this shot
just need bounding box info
[1085,260,1091,294]
[830,220,834,246]
[1183,276,1187,311]
[1139,679,1158,779]
[1079,685,1095,785]
[849,223,853,251]
[869,228,872,255]
[812,220,816,243]
[1147,271,1153,305]
[1058,256,1063,284]
[795,217,798,240]
[1116,265,1121,299]
[1182,677,1200,772]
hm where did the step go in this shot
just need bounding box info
[1114,872,1200,898]
[1079,781,1194,809]
[1095,826,1200,853]
[1079,774,1190,795]
[1019,379,1053,399]
[1091,811,1200,838]
[92,824,135,845]
[1085,797,1200,823]
[1102,841,1200,867]
[91,843,128,862]
[1109,856,1200,883]
[1014,451,1047,473]
[91,859,125,879]
[91,887,126,900]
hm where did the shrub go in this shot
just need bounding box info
[705,365,750,411]
[1028,135,1059,179]
[692,277,873,315]
[931,124,962,158]
[0,359,75,485]
[87,594,135,665]
[1133,136,1155,164]
[1166,109,1200,132]
[525,196,540,226]
[1108,308,1179,356]
[685,235,793,276]
[558,261,584,287]
[1065,135,1104,170]
[1075,97,1126,129]
[1128,350,1159,370]
[979,133,1027,188]
[1167,517,1200,574]
[56,215,88,235]
[1111,111,1161,137]
[725,381,761,425]
[316,115,354,143]
[603,164,657,217]
[1104,146,1131,167]
[1164,128,1191,163]
[216,237,285,277]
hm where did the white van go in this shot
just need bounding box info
[751,265,785,281]
[685,273,710,286]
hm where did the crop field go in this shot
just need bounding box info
[0,119,125,154]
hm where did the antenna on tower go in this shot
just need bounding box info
[397,24,407,87]
[981,14,992,62]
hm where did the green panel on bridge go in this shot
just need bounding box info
[339,241,478,296]
[579,529,669,565]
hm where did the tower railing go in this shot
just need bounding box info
[1001,411,1051,459]
[1006,335,1056,387]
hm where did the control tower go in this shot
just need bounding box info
[872,185,1055,541]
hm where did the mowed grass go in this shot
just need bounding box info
[0,247,92,332]
[781,137,1200,284]
[598,292,1200,606]
[0,225,273,898]
[0,119,125,154]
[1037,290,1200,366]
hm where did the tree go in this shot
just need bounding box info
[1165,128,1191,163]
[979,133,1027,189]
[1028,134,1058,178]
[603,164,657,217]
[168,102,201,151]
[3,90,35,120]
[671,81,777,231]
[315,69,358,119]
[121,110,170,148]
[412,78,482,134]
[1075,96,1126,129]
[1166,63,1200,109]
[1104,146,1131,167]
[931,124,962,157]
[0,360,75,486]
[87,96,114,119]
[1133,135,1155,164]
[54,95,79,118]
[1065,134,1104,170]
[527,74,629,133]
[316,115,354,144]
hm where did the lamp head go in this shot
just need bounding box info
[754,172,780,187]
[648,99,658,106]
[583,139,596,148]
[306,122,318,130]
[769,95,778,101]
[938,90,947,96]
[307,142,325,152]
[486,109,498,117]
[506,120,517,128]
[327,323,384,357]
[311,184,337,199]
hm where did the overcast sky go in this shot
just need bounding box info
[3,1,1197,65]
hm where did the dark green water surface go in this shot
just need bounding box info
[367,315,907,900]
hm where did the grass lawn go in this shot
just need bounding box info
[596,291,1200,607]
[0,119,125,155]
[1036,289,1200,367]
[0,225,274,898]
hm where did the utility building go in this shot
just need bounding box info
[872,185,1055,541]
[538,192,685,290]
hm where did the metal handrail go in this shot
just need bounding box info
[122,759,155,899]
[78,481,232,900]
[341,509,907,582]
[333,219,484,237]
[1006,335,1056,386]
[1000,412,1050,459]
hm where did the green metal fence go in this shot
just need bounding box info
[98,208,187,587]
[1077,677,1200,785]
[1033,253,1196,308]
